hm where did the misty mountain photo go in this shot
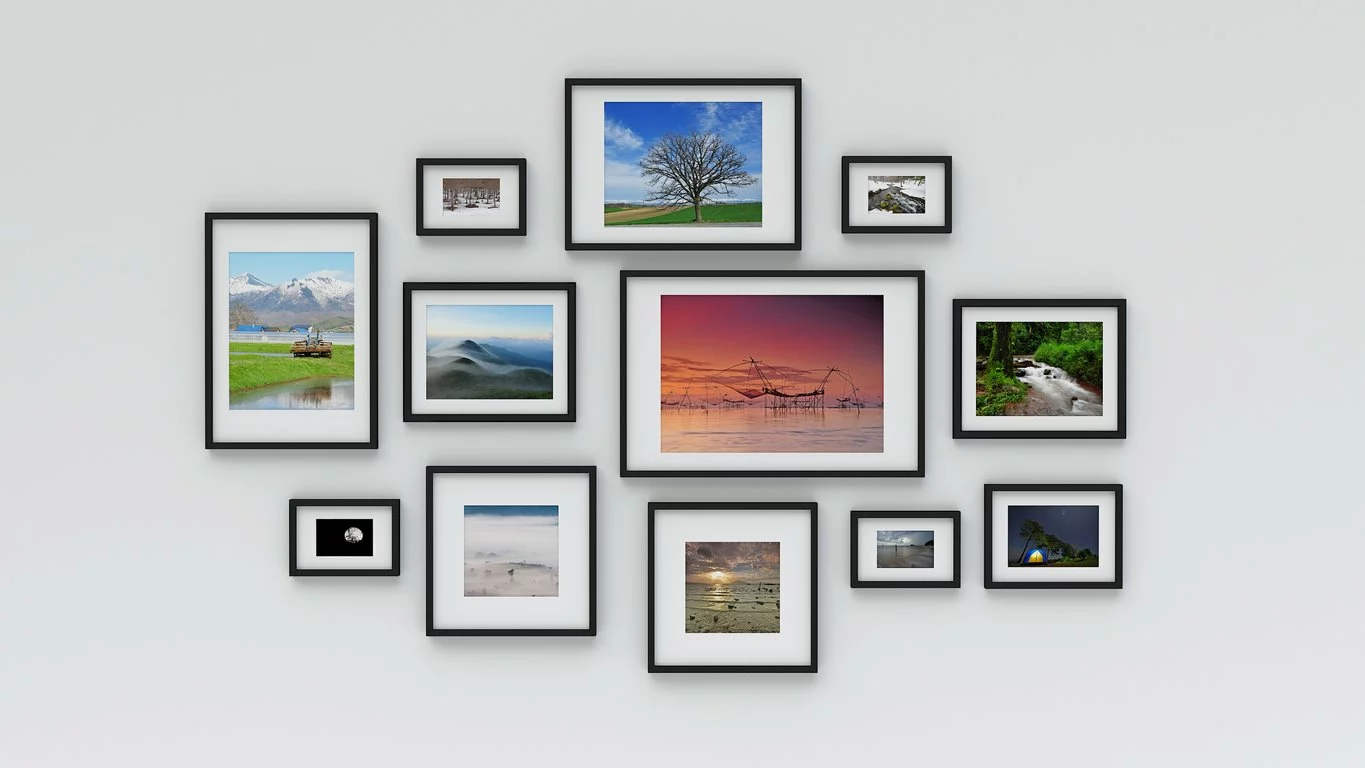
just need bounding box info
[426,304,554,400]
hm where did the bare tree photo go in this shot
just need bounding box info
[442,177,501,213]
[639,132,757,223]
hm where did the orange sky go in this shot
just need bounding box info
[660,294,884,401]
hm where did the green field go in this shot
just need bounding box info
[603,205,633,213]
[607,203,762,226]
[229,342,355,394]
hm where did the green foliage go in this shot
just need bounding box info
[1034,339,1104,388]
[974,321,1103,360]
[606,202,762,226]
[975,369,1028,416]
[228,343,355,394]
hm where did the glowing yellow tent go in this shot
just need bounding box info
[1027,549,1047,564]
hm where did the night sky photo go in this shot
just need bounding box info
[315,518,374,557]
[1006,505,1099,567]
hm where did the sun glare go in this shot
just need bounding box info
[708,570,728,583]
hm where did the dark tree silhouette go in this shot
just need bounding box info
[988,322,1013,372]
[638,131,756,223]
[1016,518,1045,564]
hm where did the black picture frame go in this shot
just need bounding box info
[620,269,925,478]
[849,510,961,588]
[564,77,802,251]
[426,465,597,637]
[841,155,952,234]
[402,282,577,422]
[205,212,380,450]
[983,483,1123,589]
[415,158,528,236]
[647,501,818,673]
[953,298,1127,439]
[289,498,400,577]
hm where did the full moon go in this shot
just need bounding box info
[344,527,364,544]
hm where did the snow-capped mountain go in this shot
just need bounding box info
[228,273,355,314]
[228,272,272,296]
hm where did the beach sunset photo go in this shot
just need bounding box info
[685,541,780,633]
[659,294,885,453]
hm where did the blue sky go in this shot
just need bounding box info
[603,101,762,203]
[427,304,552,341]
[228,251,354,284]
[465,505,559,518]
[876,530,934,546]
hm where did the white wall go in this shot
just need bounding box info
[2,1,1362,764]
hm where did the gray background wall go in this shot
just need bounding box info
[3,1,1362,764]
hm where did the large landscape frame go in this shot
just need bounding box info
[620,269,925,478]
[564,77,802,251]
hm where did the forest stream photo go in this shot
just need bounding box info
[975,321,1104,416]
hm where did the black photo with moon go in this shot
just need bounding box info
[315,518,374,557]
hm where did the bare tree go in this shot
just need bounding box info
[228,301,258,328]
[638,131,756,223]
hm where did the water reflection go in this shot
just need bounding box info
[229,377,355,410]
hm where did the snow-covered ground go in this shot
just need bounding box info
[442,202,502,217]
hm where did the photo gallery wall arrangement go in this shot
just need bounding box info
[200,73,1130,672]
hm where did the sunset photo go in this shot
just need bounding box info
[659,294,885,453]
[684,541,780,633]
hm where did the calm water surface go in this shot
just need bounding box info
[661,407,883,453]
[229,377,355,410]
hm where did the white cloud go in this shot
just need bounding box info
[604,118,643,151]
[307,269,350,281]
[697,102,720,133]
[604,159,649,202]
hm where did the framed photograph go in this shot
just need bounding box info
[426,466,596,636]
[621,270,924,477]
[205,212,378,449]
[403,283,575,422]
[985,484,1123,589]
[850,511,960,588]
[565,77,801,251]
[954,299,1126,439]
[289,499,400,576]
[648,502,816,673]
[415,158,527,236]
[842,156,952,234]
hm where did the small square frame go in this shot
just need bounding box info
[289,498,400,577]
[426,466,597,637]
[416,158,527,236]
[850,510,961,588]
[648,501,818,673]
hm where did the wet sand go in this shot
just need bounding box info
[685,582,780,633]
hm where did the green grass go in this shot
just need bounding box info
[607,202,762,226]
[1034,340,1103,387]
[229,342,354,394]
[603,205,632,213]
[975,368,1029,416]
